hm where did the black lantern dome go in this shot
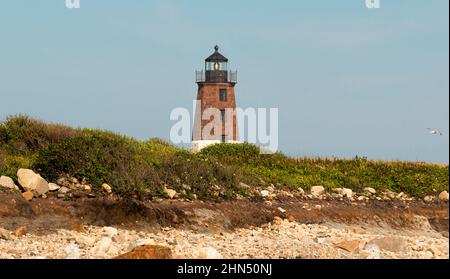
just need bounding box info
[196,46,236,84]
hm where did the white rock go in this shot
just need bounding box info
[277,207,286,213]
[17,169,48,192]
[103,226,118,238]
[342,188,353,198]
[75,235,96,247]
[424,195,435,203]
[310,186,325,197]
[63,243,80,259]
[357,196,366,201]
[239,182,250,189]
[163,187,177,199]
[102,183,112,194]
[363,243,381,259]
[198,247,222,259]
[297,187,305,195]
[58,186,70,194]
[0,176,19,191]
[260,190,270,197]
[35,182,49,196]
[91,237,113,256]
[438,191,449,201]
[48,183,61,191]
[364,187,377,195]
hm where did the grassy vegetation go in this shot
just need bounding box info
[0,115,448,199]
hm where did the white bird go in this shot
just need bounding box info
[427,128,444,136]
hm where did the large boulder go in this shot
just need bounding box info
[0,176,19,191]
[17,169,49,195]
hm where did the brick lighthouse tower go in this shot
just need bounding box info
[192,46,239,152]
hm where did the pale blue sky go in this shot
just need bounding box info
[0,0,448,162]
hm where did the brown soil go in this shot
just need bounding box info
[0,189,448,237]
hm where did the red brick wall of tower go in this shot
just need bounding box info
[192,83,239,141]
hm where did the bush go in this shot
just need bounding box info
[0,114,78,156]
[32,129,160,195]
[200,143,260,157]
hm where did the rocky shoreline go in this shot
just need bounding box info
[1,215,448,259]
[1,169,449,259]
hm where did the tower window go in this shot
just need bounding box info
[220,109,226,122]
[219,89,227,102]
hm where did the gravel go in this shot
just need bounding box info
[0,217,447,259]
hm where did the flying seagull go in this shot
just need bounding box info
[427,128,444,136]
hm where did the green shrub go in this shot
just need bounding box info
[199,143,260,157]
[32,129,161,195]
[0,114,78,156]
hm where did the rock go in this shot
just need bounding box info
[22,191,34,201]
[35,182,49,196]
[57,193,66,199]
[163,187,177,199]
[75,235,96,247]
[277,207,286,213]
[103,226,118,238]
[102,183,112,194]
[424,195,435,203]
[383,190,396,199]
[310,186,325,197]
[0,228,12,240]
[396,192,406,199]
[17,169,48,192]
[115,245,173,259]
[342,188,353,198]
[14,226,28,237]
[357,196,366,201]
[197,247,222,259]
[239,182,250,189]
[58,186,70,194]
[0,176,19,191]
[260,190,270,197]
[368,236,407,253]
[438,191,449,201]
[83,185,92,192]
[91,237,113,256]
[48,183,61,191]
[363,243,381,259]
[364,187,377,195]
[297,187,305,195]
[64,243,81,259]
[335,240,363,253]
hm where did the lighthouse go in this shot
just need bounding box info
[192,46,240,152]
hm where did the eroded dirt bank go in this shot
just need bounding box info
[0,190,448,259]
